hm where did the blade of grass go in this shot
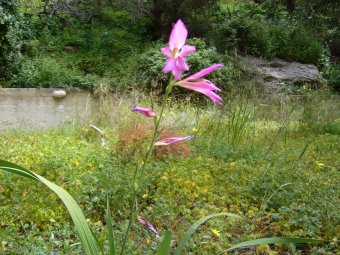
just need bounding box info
[0,160,38,180]
[106,195,115,255]
[0,159,103,255]
[157,231,172,255]
[174,212,243,255]
[219,237,325,253]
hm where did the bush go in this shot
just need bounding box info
[209,3,328,66]
[0,0,25,79]
[323,64,340,92]
[11,56,96,88]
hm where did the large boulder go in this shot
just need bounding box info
[238,55,319,84]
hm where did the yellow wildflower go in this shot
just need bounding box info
[211,228,220,237]
[144,238,151,245]
[316,161,325,168]
[160,175,168,180]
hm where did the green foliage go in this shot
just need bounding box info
[0,0,24,79]
[3,7,151,89]
[0,160,103,255]
[117,0,218,38]
[325,64,340,92]
[11,56,96,88]
[210,3,328,66]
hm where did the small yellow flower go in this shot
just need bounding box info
[160,175,168,180]
[87,163,93,170]
[142,193,148,199]
[200,188,208,194]
[192,127,198,132]
[144,238,151,245]
[75,160,79,167]
[203,172,211,179]
[316,161,325,168]
[211,228,220,237]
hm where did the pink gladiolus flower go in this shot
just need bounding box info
[131,102,156,117]
[176,64,223,105]
[137,215,160,238]
[161,19,196,80]
[155,136,196,146]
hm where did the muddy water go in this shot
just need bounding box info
[0,88,97,130]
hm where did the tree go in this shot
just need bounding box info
[0,0,24,79]
[113,0,218,39]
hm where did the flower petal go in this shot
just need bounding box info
[181,45,196,57]
[193,88,223,105]
[155,136,196,146]
[162,57,176,73]
[137,216,160,238]
[172,67,183,80]
[177,80,221,91]
[132,103,156,117]
[186,64,223,80]
[176,56,189,71]
[161,46,172,57]
[169,19,188,51]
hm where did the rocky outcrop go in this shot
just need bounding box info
[238,55,319,84]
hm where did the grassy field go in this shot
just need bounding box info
[0,92,339,254]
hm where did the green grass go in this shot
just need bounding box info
[0,94,339,254]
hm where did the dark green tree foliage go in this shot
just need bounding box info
[210,2,329,66]
[0,0,23,79]
[114,0,218,39]
[255,0,339,56]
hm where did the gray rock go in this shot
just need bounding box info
[238,55,319,83]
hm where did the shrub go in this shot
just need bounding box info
[0,0,24,79]
[325,64,340,92]
[209,3,328,66]
[11,56,96,88]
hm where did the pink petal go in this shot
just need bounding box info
[169,19,188,51]
[161,46,172,57]
[186,64,223,80]
[162,57,176,73]
[181,45,196,57]
[176,56,189,71]
[172,67,183,80]
[132,103,156,117]
[155,136,196,146]
[177,80,221,91]
[132,107,156,117]
[193,88,223,105]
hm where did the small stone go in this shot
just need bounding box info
[52,90,67,98]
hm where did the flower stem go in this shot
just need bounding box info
[120,81,174,255]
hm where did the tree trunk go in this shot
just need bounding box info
[285,0,295,13]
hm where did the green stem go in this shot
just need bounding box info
[120,81,175,255]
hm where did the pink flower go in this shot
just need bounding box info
[137,215,160,238]
[131,102,156,117]
[161,19,196,80]
[176,64,223,105]
[155,136,196,146]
